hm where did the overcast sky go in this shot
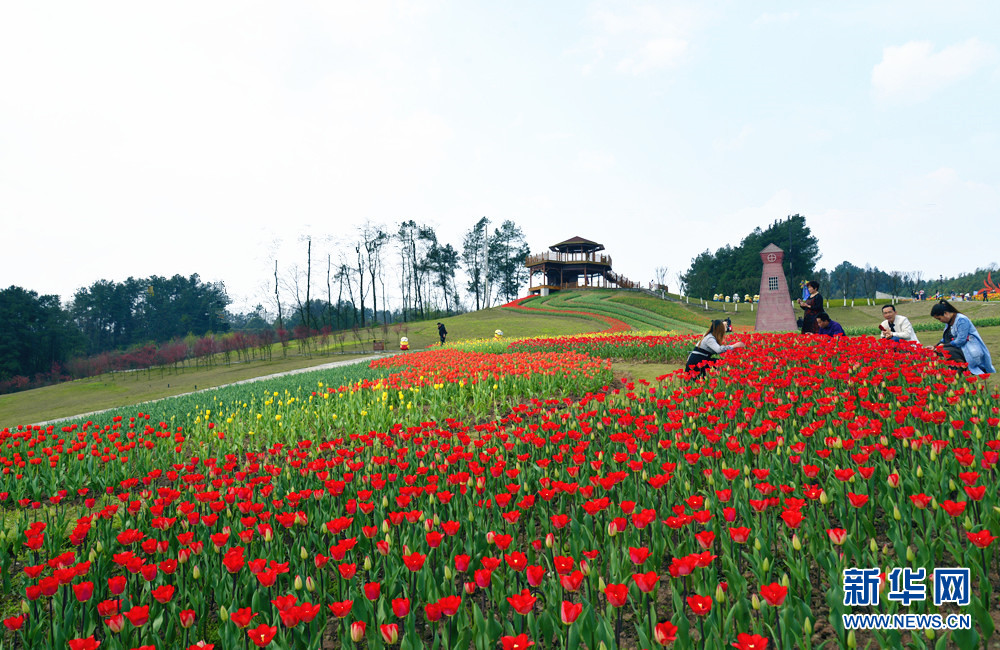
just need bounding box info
[2,1,998,312]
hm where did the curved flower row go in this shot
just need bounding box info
[502,296,631,333]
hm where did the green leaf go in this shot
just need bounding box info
[973,599,995,640]
[950,627,979,649]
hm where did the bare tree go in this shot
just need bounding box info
[861,264,875,305]
[653,266,669,297]
[361,222,389,325]
[274,260,283,329]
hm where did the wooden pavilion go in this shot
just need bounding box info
[525,236,638,295]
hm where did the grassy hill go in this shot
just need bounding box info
[4,289,998,427]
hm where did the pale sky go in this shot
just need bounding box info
[2,1,998,313]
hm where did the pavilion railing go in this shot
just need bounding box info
[525,252,613,266]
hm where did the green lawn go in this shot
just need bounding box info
[5,294,997,428]
[0,306,601,427]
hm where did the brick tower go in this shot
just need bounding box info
[754,244,798,332]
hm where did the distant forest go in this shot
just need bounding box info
[680,215,997,301]
[0,218,530,394]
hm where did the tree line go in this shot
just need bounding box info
[267,218,529,331]
[680,214,994,302]
[0,218,531,394]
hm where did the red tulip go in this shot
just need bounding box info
[732,633,769,649]
[104,614,125,633]
[380,623,400,644]
[124,605,149,627]
[500,634,535,650]
[3,615,25,631]
[728,527,751,544]
[654,621,678,645]
[628,546,650,565]
[67,637,101,650]
[402,552,426,572]
[967,530,997,548]
[179,609,196,628]
[230,607,257,629]
[526,565,546,587]
[559,570,584,592]
[73,581,94,602]
[437,595,462,617]
[364,582,381,600]
[605,583,629,607]
[827,528,847,545]
[507,589,537,615]
[247,624,278,647]
[560,601,583,624]
[846,492,869,508]
[328,601,353,618]
[632,571,659,593]
[350,621,366,643]
[759,583,788,607]
[425,602,442,622]
[151,584,175,604]
[392,597,411,617]
[687,594,713,616]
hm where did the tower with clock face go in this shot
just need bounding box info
[755,243,798,332]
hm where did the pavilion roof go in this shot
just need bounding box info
[549,236,605,253]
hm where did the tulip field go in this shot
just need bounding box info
[1,331,999,649]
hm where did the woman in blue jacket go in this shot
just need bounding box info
[930,300,995,374]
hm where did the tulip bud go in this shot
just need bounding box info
[264,528,273,543]
[192,565,201,580]
[306,576,316,592]
[444,566,453,581]
[870,539,878,554]
[751,594,761,611]
[715,584,726,603]
[364,556,372,571]
[781,573,789,587]
[300,547,309,561]
[847,630,857,648]
[382,496,389,508]
[916,466,923,478]
[545,533,555,549]
[762,558,770,573]
[608,521,618,537]
[925,629,935,641]
[948,479,955,491]
[754,539,762,551]
[21,600,29,614]
[382,521,390,534]
[89,549,97,563]
[820,491,829,505]
[96,541,104,553]
[893,505,901,521]
[598,577,607,591]
[220,606,229,622]
[906,547,916,562]
[964,516,973,531]
[792,534,802,551]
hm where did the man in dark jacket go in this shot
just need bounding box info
[437,322,447,345]
[816,312,845,337]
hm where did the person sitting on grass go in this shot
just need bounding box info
[816,312,845,337]
[929,300,995,375]
[685,319,745,378]
[878,304,919,343]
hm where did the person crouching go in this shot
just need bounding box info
[685,319,745,378]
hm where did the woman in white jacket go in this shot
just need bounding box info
[878,304,919,343]
[685,320,745,378]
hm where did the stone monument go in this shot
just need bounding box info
[754,243,798,332]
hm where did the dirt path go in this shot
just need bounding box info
[36,353,397,426]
